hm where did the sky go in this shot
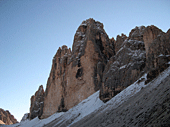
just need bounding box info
[0,0,170,122]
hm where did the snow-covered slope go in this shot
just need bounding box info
[3,66,170,127]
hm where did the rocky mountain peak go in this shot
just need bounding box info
[114,33,127,53]
[39,18,115,118]
[72,18,114,66]
[100,25,170,102]
[129,26,145,41]
[27,19,170,120]
[0,108,18,125]
[30,85,45,119]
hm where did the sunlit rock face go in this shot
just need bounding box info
[41,18,114,118]
[0,108,18,125]
[28,18,170,118]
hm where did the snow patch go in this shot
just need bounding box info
[5,67,170,127]
[120,65,126,69]
[5,112,64,127]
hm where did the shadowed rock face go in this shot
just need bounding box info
[29,85,44,119]
[0,108,18,125]
[40,18,114,118]
[100,29,146,102]
[99,25,170,102]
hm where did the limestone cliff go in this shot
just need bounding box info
[100,25,170,102]
[0,108,18,125]
[29,18,170,119]
[41,18,114,118]
[30,85,44,119]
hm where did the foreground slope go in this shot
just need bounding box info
[4,66,170,127]
[72,67,170,127]
[44,68,170,127]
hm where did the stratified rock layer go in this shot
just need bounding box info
[0,108,18,125]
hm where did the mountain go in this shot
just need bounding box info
[5,18,170,126]
[29,85,45,119]
[30,18,114,119]
[44,66,170,127]
[100,25,170,102]
[0,108,18,125]
[5,66,170,127]
[30,18,170,120]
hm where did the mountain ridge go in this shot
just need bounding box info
[4,18,170,126]
[0,108,18,125]
[28,18,170,121]
[6,66,170,127]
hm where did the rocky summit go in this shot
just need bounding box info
[26,18,170,126]
[100,25,170,102]
[0,108,18,125]
[29,85,45,119]
[39,18,114,119]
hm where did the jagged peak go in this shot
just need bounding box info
[129,25,145,39]
[166,28,170,34]
[35,85,44,95]
[116,33,127,40]
[0,108,18,125]
[54,45,71,59]
[81,18,103,27]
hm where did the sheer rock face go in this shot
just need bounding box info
[29,85,44,119]
[100,25,170,102]
[41,18,114,118]
[100,30,146,102]
[29,18,170,117]
[0,108,18,125]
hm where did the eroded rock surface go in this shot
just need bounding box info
[100,29,146,102]
[41,18,114,118]
[0,108,18,125]
[100,25,170,102]
[30,85,44,119]
[70,69,170,127]
[28,18,170,119]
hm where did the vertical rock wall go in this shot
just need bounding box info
[41,18,114,118]
[29,85,44,119]
[29,19,170,118]
[100,25,170,102]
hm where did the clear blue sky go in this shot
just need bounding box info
[0,0,170,122]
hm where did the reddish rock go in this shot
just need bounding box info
[142,25,163,58]
[0,108,18,125]
[41,18,114,118]
[28,19,170,117]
